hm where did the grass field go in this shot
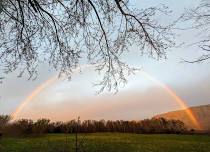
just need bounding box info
[0,133,210,152]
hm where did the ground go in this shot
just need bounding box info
[0,133,210,152]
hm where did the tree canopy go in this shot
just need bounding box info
[0,0,174,92]
[183,0,210,63]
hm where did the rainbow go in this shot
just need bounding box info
[11,69,201,130]
[11,76,58,120]
[139,71,201,130]
[11,65,92,120]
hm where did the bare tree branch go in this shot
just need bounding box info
[0,0,175,92]
[182,0,210,63]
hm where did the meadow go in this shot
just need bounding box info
[0,133,210,152]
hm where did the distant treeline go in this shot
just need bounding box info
[0,115,188,136]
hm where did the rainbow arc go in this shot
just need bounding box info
[11,69,201,130]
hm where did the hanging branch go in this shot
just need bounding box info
[0,0,174,92]
[182,0,210,63]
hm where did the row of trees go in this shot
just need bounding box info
[0,115,187,136]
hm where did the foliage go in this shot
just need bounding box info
[0,115,11,126]
[0,115,11,136]
[0,116,187,136]
[32,119,50,134]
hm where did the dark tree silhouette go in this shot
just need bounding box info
[0,0,174,92]
[0,115,11,136]
[0,116,187,136]
[0,115,11,126]
[182,0,210,63]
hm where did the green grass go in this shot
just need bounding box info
[0,133,210,152]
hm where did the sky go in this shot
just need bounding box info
[1,0,210,121]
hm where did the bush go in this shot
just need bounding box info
[32,119,50,134]
[0,115,11,136]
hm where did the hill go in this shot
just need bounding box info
[154,104,210,130]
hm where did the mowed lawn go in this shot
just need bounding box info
[0,133,210,152]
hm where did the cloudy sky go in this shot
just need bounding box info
[1,0,210,121]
